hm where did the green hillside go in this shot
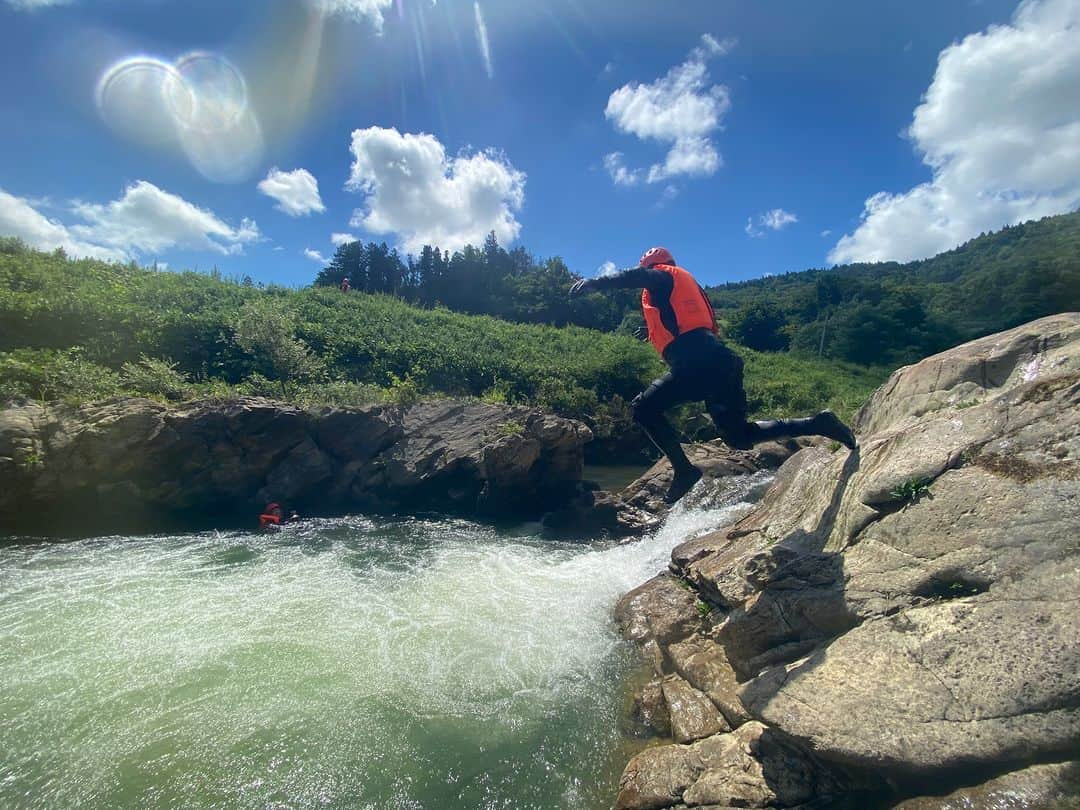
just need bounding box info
[709,211,1080,366]
[0,238,882,459]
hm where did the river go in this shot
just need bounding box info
[0,472,770,809]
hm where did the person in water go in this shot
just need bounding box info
[259,502,284,530]
[569,246,856,504]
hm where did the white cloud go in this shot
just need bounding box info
[310,0,394,32]
[646,136,720,183]
[331,232,357,246]
[698,34,738,57]
[474,2,494,79]
[597,260,618,277]
[71,181,259,257]
[346,126,525,255]
[0,189,126,261]
[257,167,325,217]
[603,152,642,186]
[762,208,797,230]
[746,208,798,237]
[5,0,72,8]
[604,34,731,185]
[830,0,1080,264]
[658,184,680,206]
[0,181,259,261]
[304,248,327,263]
[821,229,832,238]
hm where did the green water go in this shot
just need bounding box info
[0,476,766,809]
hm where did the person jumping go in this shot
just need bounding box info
[570,246,856,504]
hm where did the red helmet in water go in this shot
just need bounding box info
[640,246,674,268]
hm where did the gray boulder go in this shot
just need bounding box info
[615,573,707,647]
[615,721,854,810]
[730,314,1080,777]
[662,674,729,743]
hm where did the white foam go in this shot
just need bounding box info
[0,471,770,807]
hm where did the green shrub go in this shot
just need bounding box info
[497,420,525,436]
[386,372,423,407]
[0,347,123,403]
[120,356,192,401]
[889,477,932,503]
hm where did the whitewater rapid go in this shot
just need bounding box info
[0,471,769,809]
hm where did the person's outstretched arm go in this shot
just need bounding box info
[569,266,673,298]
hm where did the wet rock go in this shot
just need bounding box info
[540,488,660,538]
[621,439,808,518]
[630,678,671,738]
[615,721,854,810]
[615,573,705,647]
[616,742,699,810]
[661,674,728,743]
[665,635,748,728]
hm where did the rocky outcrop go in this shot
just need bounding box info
[891,761,1080,809]
[613,313,1080,808]
[0,397,592,535]
[616,721,856,810]
[543,439,806,538]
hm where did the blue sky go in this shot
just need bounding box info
[2,0,1078,287]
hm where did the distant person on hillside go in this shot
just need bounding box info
[570,246,856,503]
[340,277,351,294]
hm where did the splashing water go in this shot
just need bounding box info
[0,472,769,809]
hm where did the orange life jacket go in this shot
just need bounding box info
[259,513,281,528]
[641,264,717,356]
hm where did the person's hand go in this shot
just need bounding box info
[633,326,649,341]
[568,278,594,297]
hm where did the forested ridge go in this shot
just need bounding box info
[315,210,1080,367]
[711,210,1080,365]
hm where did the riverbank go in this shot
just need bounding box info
[0,397,591,536]
[609,313,1080,809]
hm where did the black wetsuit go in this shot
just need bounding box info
[589,267,855,481]
[590,267,751,456]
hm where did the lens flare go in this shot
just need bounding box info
[95,51,263,184]
[169,52,247,133]
[95,57,191,147]
[172,52,264,184]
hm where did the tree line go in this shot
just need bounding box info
[315,232,639,332]
[316,211,1080,369]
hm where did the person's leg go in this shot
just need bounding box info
[631,373,703,502]
[704,351,856,450]
[745,411,856,449]
[705,351,756,449]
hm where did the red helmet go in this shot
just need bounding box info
[640,246,674,268]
